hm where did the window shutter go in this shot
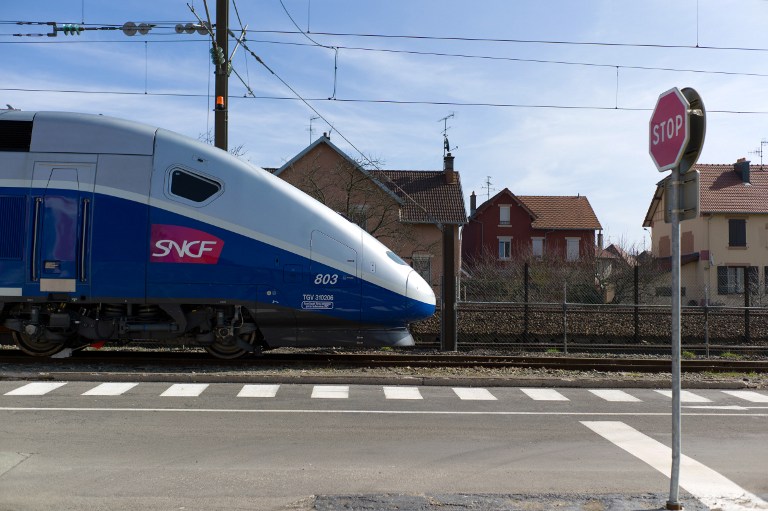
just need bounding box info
[717,266,728,295]
[747,266,759,294]
[728,219,746,247]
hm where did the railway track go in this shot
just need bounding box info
[0,348,765,374]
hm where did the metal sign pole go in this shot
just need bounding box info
[667,164,683,511]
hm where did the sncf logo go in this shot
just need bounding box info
[150,224,224,264]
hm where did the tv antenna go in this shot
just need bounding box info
[749,138,768,166]
[482,175,496,201]
[308,116,320,144]
[439,112,458,157]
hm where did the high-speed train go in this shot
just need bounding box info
[0,111,436,358]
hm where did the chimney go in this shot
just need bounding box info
[735,158,750,184]
[597,232,604,250]
[470,191,477,216]
[443,152,457,185]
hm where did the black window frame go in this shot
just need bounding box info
[167,167,223,205]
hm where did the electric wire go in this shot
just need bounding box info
[4,34,768,81]
[4,86,768,115]
[230,32,443,226]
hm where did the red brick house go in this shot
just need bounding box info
[270,135,466,293]
[462,188,602,265]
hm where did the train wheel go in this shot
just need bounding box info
[12,330,66,357]
[204,331,260,359]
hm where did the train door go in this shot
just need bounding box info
[30,162,95,299]
[308,230,361,322]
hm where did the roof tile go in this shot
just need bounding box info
[695,163,768,213]
[372,170,467,225]
[517,195,603,230]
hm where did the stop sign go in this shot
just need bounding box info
[649,87,690,172]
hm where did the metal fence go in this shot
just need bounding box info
[411,259,768,357]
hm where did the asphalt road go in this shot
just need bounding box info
[0,382,766,510]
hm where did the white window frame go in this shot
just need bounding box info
[566,237,580,262]
[499,205,511,226]
[498,236,512,260]
[532,237,544,258]
[411,254,432,283]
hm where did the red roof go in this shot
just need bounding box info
[696,164,768,213]
[517,195,603,230]
[644,163,768,227]
[372,170,467,225]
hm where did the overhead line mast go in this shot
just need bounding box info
[214,0,228,151]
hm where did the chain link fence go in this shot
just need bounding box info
[411,258,768,357]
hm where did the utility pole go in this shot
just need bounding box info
[214,0,229,151]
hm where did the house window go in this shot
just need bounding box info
[729,219,746,247]
[532,237,544,258]
[717,266,752,294]
[499,205,511,226]
[566,237,580,262]
[412,254,432,284]
[349,205,368,231]
[498,236,512,260]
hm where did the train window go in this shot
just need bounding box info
[169,168,222,203]
[386,251,408,265]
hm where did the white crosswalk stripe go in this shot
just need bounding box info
[521,388,569,401]
[4,382,68,396]
[160,384,209,397]
[237,384,280,398]
[311,385,349,399]
[589,389,642,402]
[82,383,139,396]
[721,390,768,403]
[452,387,497,400]
[1,383,762,408]
[654,390,712,403]
[383,386,423,400]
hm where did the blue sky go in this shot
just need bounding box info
[4,0,768,250]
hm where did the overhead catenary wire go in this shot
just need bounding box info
[229,31,442,227]
[5,34,768,81]
[5,86,768,115]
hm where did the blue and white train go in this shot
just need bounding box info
[0,111,435,358]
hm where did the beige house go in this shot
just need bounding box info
[270,135,467,294]
[643,159,768,305]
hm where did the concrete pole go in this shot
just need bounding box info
[214,0,228,151]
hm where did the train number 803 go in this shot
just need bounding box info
[314,273,339,285]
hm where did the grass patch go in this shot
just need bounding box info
[546,348,561,354]
[682,350,696,359]
[719,351,744,360]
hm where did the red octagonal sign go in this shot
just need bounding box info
[649,87,690,172]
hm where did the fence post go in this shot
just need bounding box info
[634,264,640,343]
[563,281,568,354]
[524,262,530,341]
[704,285,709,358]
[744,270,751,343]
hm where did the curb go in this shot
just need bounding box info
[0,368,755,389]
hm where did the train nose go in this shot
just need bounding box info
[405,270,436,319]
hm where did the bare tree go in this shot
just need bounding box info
[286,152,439,257]
[198,130,248,160]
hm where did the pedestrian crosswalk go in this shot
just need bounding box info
[1,381,766,406]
